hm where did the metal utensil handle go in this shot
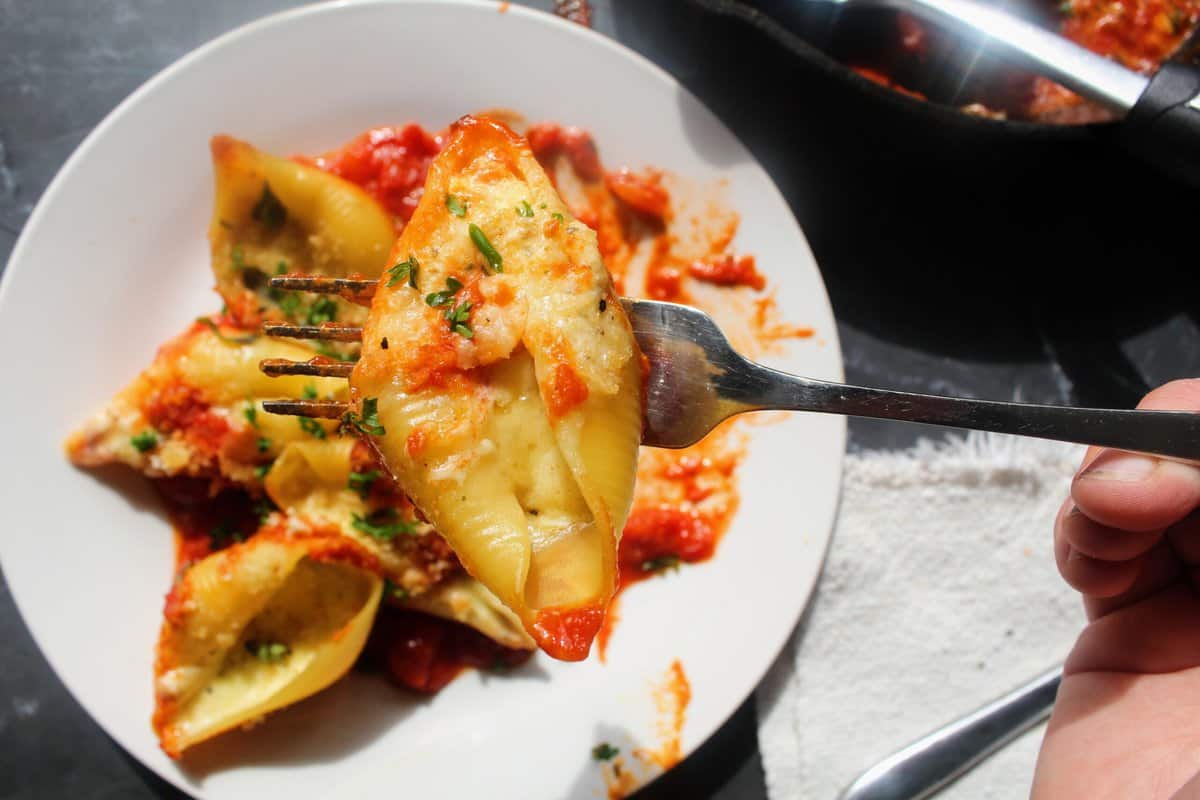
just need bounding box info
[1121,62,1200,187]
[844,0,1148,111]
[838,667,1063,800]
[841,0,1200,185]
[745,366,1200,460]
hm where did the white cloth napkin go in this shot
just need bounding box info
[756,433,1087,799]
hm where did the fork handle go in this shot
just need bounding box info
[742,366,1200,459]
[837,667,1062,800]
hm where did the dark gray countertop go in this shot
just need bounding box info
[4,1,1199,798]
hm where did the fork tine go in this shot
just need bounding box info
[269,276,378,305]
[262,322,364,341]
[261,399,349,419]
[260,358,354,378]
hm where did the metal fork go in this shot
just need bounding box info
[257,283,1200,457]
[837,667,1063,800]
[626,300,1200,454]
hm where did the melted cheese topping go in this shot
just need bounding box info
[352,116,643,661]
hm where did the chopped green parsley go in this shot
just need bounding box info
[340,397,386,437]
[246,640,290,662]
[446,300,473,339]
[640,555,681,574]
[210,521,245,548]
[348,469,381,499]
[517,200,534,218]
[306,296,338,325]
[130,431,158,453]
[196,317,257,345]
[592,743,620,761]
[387,256,420,289]
[253,497,278,524]
[231,245,250,270]
[469,224,503,273]
[425,276,463,308]
[425,277,473,338]
[445,194,468,217]
[351,508,415,541]
[278,292,301,316]
[298,416,327,439]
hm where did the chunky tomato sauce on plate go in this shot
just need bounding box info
[303,124,443,225]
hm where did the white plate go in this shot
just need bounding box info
[0,2,845,797]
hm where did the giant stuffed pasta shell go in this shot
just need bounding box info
[209,136,395,328]
[66,319,346,486]
[263,437,532,651]
[153,532,381,757]
[351,116,644,661]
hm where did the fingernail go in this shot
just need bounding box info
[1080,453,1157,483]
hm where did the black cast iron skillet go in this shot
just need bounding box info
[689,0,1200,186]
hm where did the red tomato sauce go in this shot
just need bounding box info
[648,658,691,769]
[156,477,262,574]
[364,606,534,694]
[753,294,817,345]
[526,122,605,181]
[531,605,605,661]
[619,507,717,587]
[141,381,230,458]
[643,235,686,302]
[688,254,766,291]
[598,425,746,660]
[307,124,444,225]
[605,169,671,221]
[1058,0,1200,73]
[851,66,929,101]
[395,337,465,394]
[546,360,590,418]
[554,0,594,27]
[596,509,721,661]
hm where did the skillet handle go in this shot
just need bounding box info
[1120,61,1200,186]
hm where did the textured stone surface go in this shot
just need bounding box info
[4,1,1198,798]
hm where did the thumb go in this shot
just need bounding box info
[1072,379,1200,532]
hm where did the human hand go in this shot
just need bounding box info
[1033,379,1200,799]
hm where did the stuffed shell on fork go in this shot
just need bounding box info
[263,115,645,661]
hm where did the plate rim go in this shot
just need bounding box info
[0,0,847,795]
